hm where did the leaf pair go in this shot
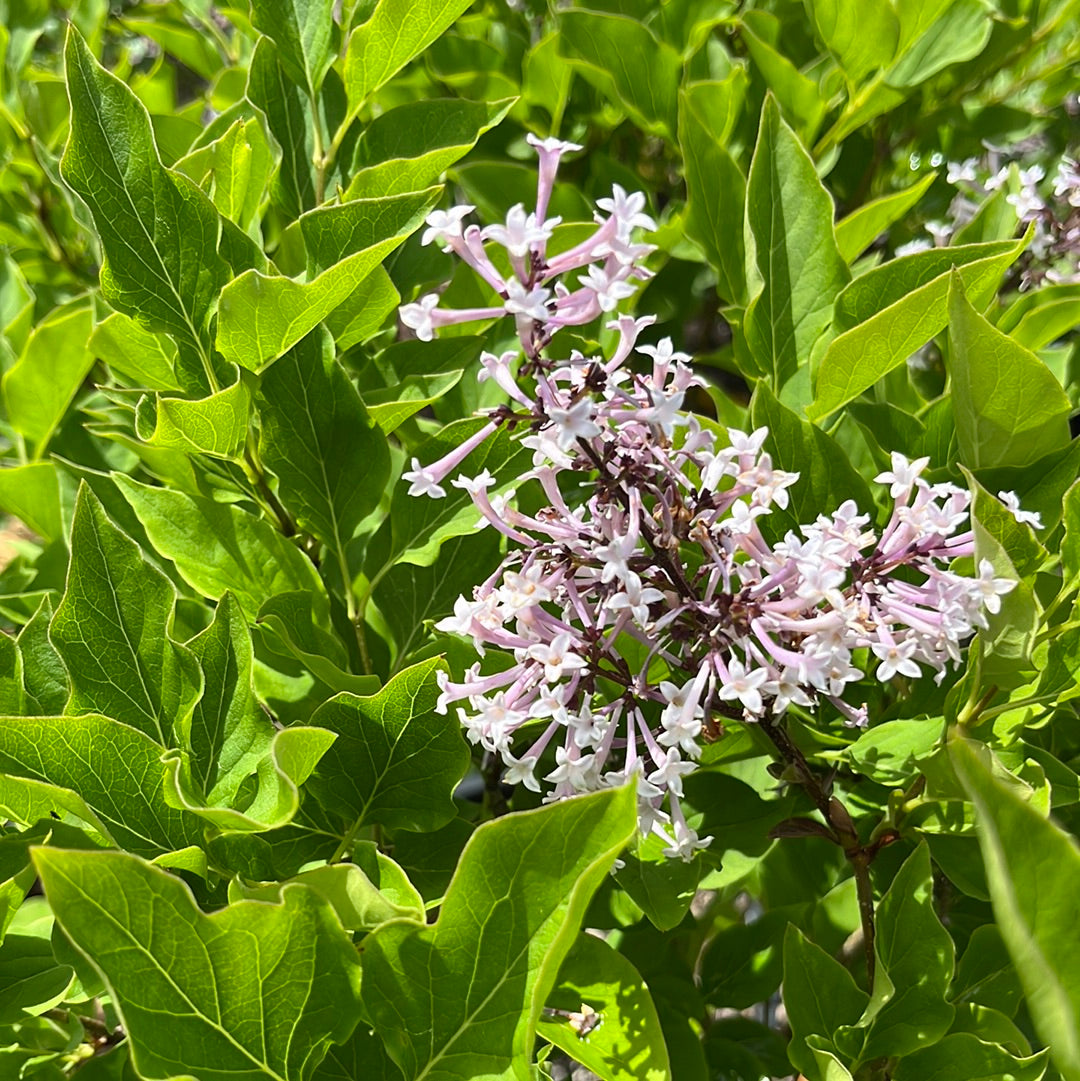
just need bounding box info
[35,786,639,1081]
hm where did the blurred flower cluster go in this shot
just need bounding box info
[899,151,1080,289]
[401,141,1023,858]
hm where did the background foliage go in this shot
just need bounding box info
[0,0,1077,1079]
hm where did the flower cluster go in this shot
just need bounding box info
[398,139,1022,859]
[900,151,1080,289]
[400,133,655,348]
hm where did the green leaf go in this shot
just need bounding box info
[950,734,1080,1081]
[614,831,701,931]
[174,118,274,239]
[947,271,1071,470]
[0,636,24,717]
[389,817,474,904]
[537,933,671,1081]
[363,371,465,435]
[0,463,64,544]
[967,475,1045,579]
[312,1026,401,1081]
[701,909,791,1010]
[373,530,500,664]
[113,474,331,624]
[858,844,955,1061]
[834,173,936,263]
[969,488,1036,676]
[89,312,182,392]
[847,717,942,786]
[885,0,991,87]
[558,10,681,137]
[0,935,74,1023]
[810,233,1027,418]
[893,1033,1047,1081]
[782,925,869,1081]
[17,597,68,717]
[61,28,227,367]
[344,0,474,110]
[952,924,1024,1017]
[233,847,425,931]
[217,189,439,371]
[256,327,389,552]
[50,484,201,746]
[138,363,251,460]
[805,0,898,84]
[2,298,94,457]
[835,239,1025,333]
[361,786,637,1080]
[347,98,515,200]
[246,36,316,220]
[251,0,334,95]
[679,81,749,305]
[0,829,50,945]
[308,658,468,833]
[739,12,827,141]
[325,267,400,350]
[0,714,204,858]
[165,593,336,831]
[808,1044,855,1081]
[35,848,362,1081]
[1064,479,1080,593]
[257,592,378,695]
[744,96,848,389]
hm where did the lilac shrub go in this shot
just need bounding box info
[399,143,1021,858]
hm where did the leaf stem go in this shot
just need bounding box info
[336,541,372,674]
[329,817,362,864]
[760,718,878,988]
[242,441,295,536]
[956,684,998,726]
[311,91,327,205]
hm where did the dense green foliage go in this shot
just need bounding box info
[0,1,1078,1079]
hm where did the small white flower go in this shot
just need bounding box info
[504,278,551,321]
[717,658,769,715]
[947,158,979,184]
[483,204,558,257]
[502,752,541,792]
[925,220,951,244]
[402,457,445,498]
[450,469,496,497]
[578,264,637,311]
[527,633,588,683]
[545,745,597,791]
[871,633,922,682]
[761,667,812,715]
[647,748,696,798]
[498,564,554,611]
[421,205,474,249]
[997,490,1043,530]
[985,165,1011,192]
[874,451,930,498]
[896,238,932,257]
[547,398,602,450]
[662,818,712,862]
[726,426,769,459]
[605,574,665,625]
[973,558,1016,615]
[596,184,656,234]
[1007,188,1045,221]
[595,531,638,583]
[400,294,440,341]
[526,133,583,156]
